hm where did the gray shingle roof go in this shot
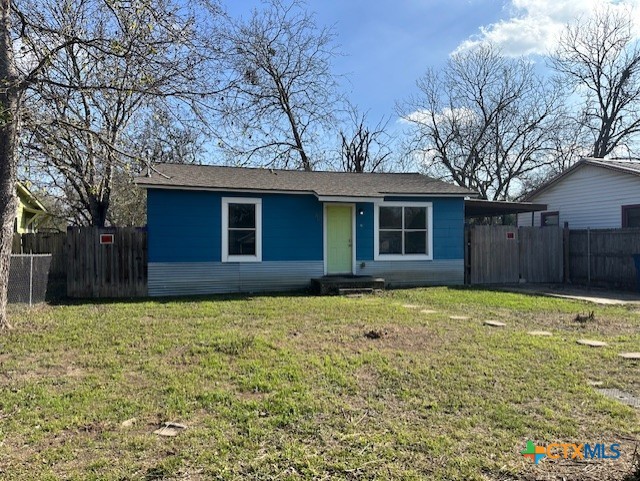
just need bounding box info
[135,164,476,197]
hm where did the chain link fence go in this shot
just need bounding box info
[8,254,52,305]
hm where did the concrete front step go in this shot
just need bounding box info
[311,276,385,295]
[338,287,375,296]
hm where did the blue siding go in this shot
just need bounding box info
[432,197,464,260]
[147,189,322,263]
[262,194,323,261]
[148,189,464,266]
[148,189,219,262]
[356,202,374,261]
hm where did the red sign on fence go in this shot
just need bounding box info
[506,232,515,240]
[100,234,114,245]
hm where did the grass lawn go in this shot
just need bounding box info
[1,287,639,480]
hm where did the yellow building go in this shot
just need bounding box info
[15,182,49,233]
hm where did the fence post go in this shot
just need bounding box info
[29,254,33,306]
[587,228,591,287]
[563,223,570,283]
[464,225,470,285]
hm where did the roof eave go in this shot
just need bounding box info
[135,181,476,198]
[135,182,317,196]
[16,182,48,213]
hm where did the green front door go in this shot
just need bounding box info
[326,205,353,274]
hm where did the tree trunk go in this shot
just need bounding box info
[89,197,109,227]
[0,0,19,330]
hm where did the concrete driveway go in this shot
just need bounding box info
[495,284,640,305]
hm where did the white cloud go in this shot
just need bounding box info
[400,107,478,128]
[455,0,640,56]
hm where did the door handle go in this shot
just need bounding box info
[348,238,352,247]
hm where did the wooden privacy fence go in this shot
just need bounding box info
[12,232,67,278]
[12,225,640,297]
[66,227,147,298]
[466,225,564,284]
[568,228,640,289]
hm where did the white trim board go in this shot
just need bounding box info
[317,195,382,203]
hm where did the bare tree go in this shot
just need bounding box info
[218,0,341,171]
[21,0,221,227]
[107,107,205,227]
[0,0,21,328]
[399,43,565,200]
[551,8,640,158]
[0,0,222,329]
[339,106,393,173]
[133,107,205,166]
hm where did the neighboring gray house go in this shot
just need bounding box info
[517,158,640,229]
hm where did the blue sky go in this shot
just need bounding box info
[226,0,640,126]
[226,0,505,123]
[309,0,505,122]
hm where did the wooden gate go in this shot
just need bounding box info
[67,227,147,297]
[467,226,563,284]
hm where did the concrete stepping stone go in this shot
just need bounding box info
[484,320,506,327]
[577,339,608,347]
[528,330,552,336]
[421,309,437,314]
[153,422,187,437]
[619,352,640,360]
[449,315,470,320]
[596,388,640,409]
[121,418,137,428]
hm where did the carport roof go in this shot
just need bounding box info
[465,199,548,218]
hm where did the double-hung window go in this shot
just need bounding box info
[622,204,640,228]
[222,198,262,262]
[541,211,559,227]
[375,202,432,260]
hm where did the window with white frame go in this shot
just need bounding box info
[375,203,432,260]
[222,198,262,262]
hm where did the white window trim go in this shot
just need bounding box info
[222,197,262,262]
[374,201,433,261]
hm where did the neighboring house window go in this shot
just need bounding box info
[541,211,559,227]
[374,202,433,260]
[622,204,640,228]
[222,198,262,262]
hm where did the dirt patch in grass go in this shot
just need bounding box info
[276,320,443,355]
[356,323,441,351]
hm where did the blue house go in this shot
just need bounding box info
[136,164,475,296]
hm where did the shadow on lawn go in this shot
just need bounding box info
[46,288,315,307]
[45,283,552,307]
